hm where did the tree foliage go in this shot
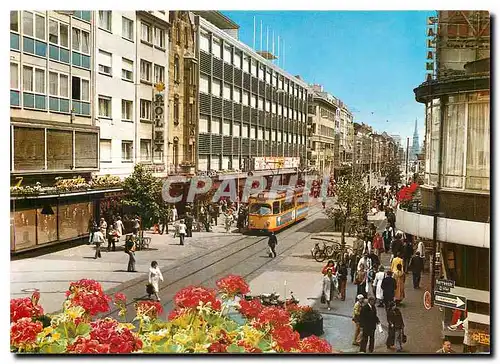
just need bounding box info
[324,173,370,244]
[122,164,163,230]
[383,161,402,186]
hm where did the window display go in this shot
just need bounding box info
[58,202,93,241]
[37,205,58,245]
[12,209,36,251]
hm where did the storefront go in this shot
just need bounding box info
[10,188,122,253]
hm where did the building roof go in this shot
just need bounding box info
[193,11,239,29]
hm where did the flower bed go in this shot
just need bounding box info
[10,276,334,354]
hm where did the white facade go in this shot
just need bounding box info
[95,10,169,178]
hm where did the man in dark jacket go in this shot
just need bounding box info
[337,262,348,301]
[268,232,278,258]
[386,301,405,351]
[185,213,193,238]
[382,225,393,253]
[381,270,396,308]
[409,251,424,289]
[387,208,396,231]
[403,240,413,273]
[391,233,403,260]
[359,296,380,353]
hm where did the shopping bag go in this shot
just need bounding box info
[377,323,384,334]
[320,292,326,304]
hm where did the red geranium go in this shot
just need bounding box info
[271,325,300,352]
[114,292,126,304]
[67,337,110,354]
[10,318,43,348]
[167,308,185,321]
[135,300,163,319]
[208,342,228,353]
[238,298,263,319]
[237,340,262,353]
[216,275,250,296]
[174,286,222,311]
[10,297,44,323]
[285,303,312,315]
[66,279,110,317]
[299,335,332,353]
[90,318,143,354]
[253,306,291,329]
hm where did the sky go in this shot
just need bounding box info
[223,10,434,146]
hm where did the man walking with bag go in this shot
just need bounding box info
[92,228,105,259]
[359,296,381,353]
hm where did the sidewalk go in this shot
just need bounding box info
[10,222,244,314]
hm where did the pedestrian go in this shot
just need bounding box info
[224,212,233,233]
[125,236,137,272]
[172,205,178,222]
[403,240,413,273]
[268,231,278,258]
[178,219,187,246]
[373,265,386,307]
[107,228,118,252]
[322,260,336,275]
[387,208,396,231]
[382,225,393,253]
[99,217,107,235]
[349,253,359,283]
[416,240,425,259]
[352,294,364,346]
[436,339,455,354]
[160,207,170,235]
[185,213,193,237]
[321,268,336,310]
[322,196,327,209]
[114,216,124,241]
[355,264,367,298]
[391,253,404,274]
[337,262,348,301]
[92,228,105,259]
[372,232,383,256]
[394,264,406,305]
[391,233,403,262]
[357,252,372,272]
[148,261,164,301]
[409,251,424,288]
[362,238,372,256]
[88,218,97,245]
[381,270,396,308]
[359,296,380,353]
[386,301,405,352]
[132,216,140,235]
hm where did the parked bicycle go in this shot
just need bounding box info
[312,242,337,262]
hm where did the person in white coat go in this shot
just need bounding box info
[416,241,425,259]
[148,261,164,301]
[372,265,386,307]
[171,206,178,222]
[322,269,336,310]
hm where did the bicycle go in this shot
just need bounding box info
[313,242,336,262]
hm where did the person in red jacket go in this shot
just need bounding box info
[372,232,384,256]
[322,260,336,275]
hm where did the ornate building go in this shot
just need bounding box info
[167,11,198,174]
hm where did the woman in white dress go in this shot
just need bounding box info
[148,261,164,301]
[372,265,386,307]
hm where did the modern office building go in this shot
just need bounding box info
[194,12,309,180]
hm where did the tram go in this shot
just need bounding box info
[247,187,308,233]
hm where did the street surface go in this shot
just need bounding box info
[11,198,454,353]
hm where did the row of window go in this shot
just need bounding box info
[100,139,156,162]
[200,29,307,100]
[97,96,157,122]
[200,74,306,122]
[11,11,90,55]
[198,115,305,144]
[198,154,303,172]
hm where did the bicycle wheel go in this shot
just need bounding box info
[325,245,335,258]
[314,250,327,262]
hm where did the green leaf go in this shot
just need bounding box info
[166,344,182,353]
[40,343,66,354]
[75,323,91,337]
[226,344,245,353]
[257,339,271,351]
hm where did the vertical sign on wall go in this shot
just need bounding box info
[426,16,438,81]
[153,82,165,164]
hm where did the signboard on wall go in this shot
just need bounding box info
[153,83,165,155]
[253,157,300,171]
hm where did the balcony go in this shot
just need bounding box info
[395,206,489,248]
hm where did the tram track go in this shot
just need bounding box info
[102,204,328,320]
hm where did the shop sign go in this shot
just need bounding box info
[254,157,299,171]
[153,83,165,153]
[469,330,490,346]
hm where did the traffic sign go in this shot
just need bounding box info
[423,291,432,310]
[434,291,466,310]
[436,279,455,292]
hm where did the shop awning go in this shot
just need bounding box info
[10,188,123,200]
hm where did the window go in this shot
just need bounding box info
[122,17,133,40]
[250,94,256,109]
[140,60,152,82]
[234,51,241,69]
[223,83,231,100]
[140,99,151,120]
[258,97,264,111]
[258,65,264,81]
[10,63,19,89]
[140,140,151,161]
[212,37,221,58]
[172,96,179,124]
[35,13,45,40]
[242,124,248,138]
[199,115,209,133]
[99,11,112,31]
[98,50,112,76]
[122,141,133,161]
[154,65,165,84]
[223,120,230,136]
[60,75,69,98]
[233,87,241,103]
[200,74,209,94]
[72,28,90,54]
[98,96,111,118]
[250,126,256,139]
[212,79,221,97]
[154,27,165,48]
[71,76,89,101]
[277,131,281,142]
[10,11,19,32]
[272,102,277,114]
[265,100,270,112]
[200,30,210,52]
[122,58,133,81]
[243,91,249,106]
[184,27,189,48]
[251,59,257,76]
[49,72,58,95]
[141,22,152,43]
[272,130,277,141]
[176,23,181,44]
[234,123,240,137]
[100,139,112,162]
[258,128,263,140]
[122,100,133,120]
[211,117,220,134]
[22,66,45,94]
[23,11,33,37]
[243,54,250,73]
[174,55,180,83]
[223,44,231,63]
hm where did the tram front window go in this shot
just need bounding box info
[249,204,272,215]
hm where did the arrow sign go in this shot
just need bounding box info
[434,291,467,310]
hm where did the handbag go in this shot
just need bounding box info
[146,283,154,295]
[320,292,326,304]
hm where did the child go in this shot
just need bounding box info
[148,261,164,301]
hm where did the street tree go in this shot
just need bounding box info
[122,164,163,233]
[383,161,402,186]
[324,173,370,246]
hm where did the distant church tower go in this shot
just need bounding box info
[411,118,420,161]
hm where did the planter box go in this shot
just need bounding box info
[293,315,324,338]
